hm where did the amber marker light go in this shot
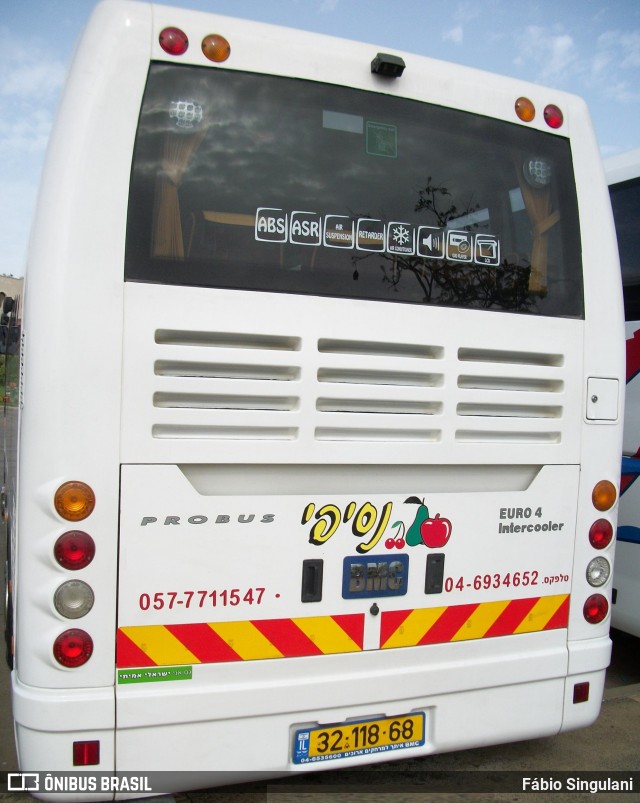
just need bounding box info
[592,480,617,512]
[515,97,536,123]
[54,482,96,522]
[202,34,231,63]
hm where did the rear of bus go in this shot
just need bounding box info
[606,149,640,638]
[10,0,624,791]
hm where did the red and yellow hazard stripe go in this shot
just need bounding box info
[379,594,569,649]
[117,595,569,668]
[117,613,364,668]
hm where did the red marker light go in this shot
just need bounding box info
[159,27,189,56]
[544,104,564,129]
[53,629,94,668]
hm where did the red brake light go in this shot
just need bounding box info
[544,104,564,129]
[159,27,189,56]
[53,629,94,667]
[583,594,609,624]
[54,531,96,570]
[588,519,614,550]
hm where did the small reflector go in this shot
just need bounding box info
[515,97,535,123]
[592,480,617,512]
[202,34,231,63]
[54,482,95,522]
[573,682,590,704]
[159,27,189,56]
[73,740,100,766]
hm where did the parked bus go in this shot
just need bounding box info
[6,0,624,795]
[606,148,640,638]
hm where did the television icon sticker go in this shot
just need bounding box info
[475,235,500,266]
[446,230,473,263]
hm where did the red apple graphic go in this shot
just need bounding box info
[420,513,452,548]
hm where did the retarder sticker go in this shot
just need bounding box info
[117,666,193,684]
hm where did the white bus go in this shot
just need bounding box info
[7,0,624,795]
[606,148,640,638]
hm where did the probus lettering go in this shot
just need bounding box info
[140,514,275,527]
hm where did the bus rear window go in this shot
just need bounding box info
[125,64,584,317]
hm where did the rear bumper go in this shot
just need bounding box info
[11,633,610,794]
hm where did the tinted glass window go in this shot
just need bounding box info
[126,64,584,317]
[609,177,640,321]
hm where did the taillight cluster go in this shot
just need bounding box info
[52,482,96,668]
[159,26,231,63]
[583,480,616,624]
[515,96,564,129]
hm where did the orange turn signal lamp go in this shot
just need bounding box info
[54,482,95,522]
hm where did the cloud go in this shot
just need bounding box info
[514,25,577,85]
[590,29,640,103]
[0,28,65,166]
[318,0,338,12]
[0,28,66,99]
[443,26,464,45]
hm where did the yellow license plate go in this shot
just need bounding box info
[293,712,425,764]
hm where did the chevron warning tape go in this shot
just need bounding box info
[379,594,570,649]
[117,613,365,668]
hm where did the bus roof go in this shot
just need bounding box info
[604,148,640,185]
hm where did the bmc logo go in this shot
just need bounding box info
[342,554,409,599]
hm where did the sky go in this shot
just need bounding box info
[2,0,640,278]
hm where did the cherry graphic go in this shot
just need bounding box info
[385,521,406,550]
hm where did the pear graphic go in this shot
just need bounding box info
[405,496,430,547]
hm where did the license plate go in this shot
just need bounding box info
[293,712,425,765]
